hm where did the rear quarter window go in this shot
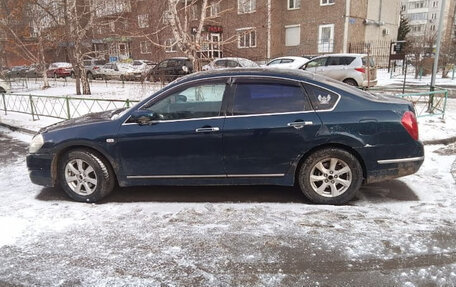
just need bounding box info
[306,85,339,111]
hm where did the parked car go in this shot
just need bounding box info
[27,68,424,204]
[0,78,11,93]
[46,62,74,78]
[301,53,377,88]
[146,57,193,82]
[83,59,107,80]
[202,57,259,70]
[5,66,28,78]
[98,63,135,81]
[265,56,309,69]
[24,64,43,78]
[132,60,156,81]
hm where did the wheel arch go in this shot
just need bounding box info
[342,78,359,86]
[51,144,119,186]
[293,143,367,185]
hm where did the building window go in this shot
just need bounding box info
[318,24,334,53]
[140,41,152,54]
[285,25,300,46]
[320,0,335,6]
[207,2,221,17]
[165,38,177,52]
[109,21,115,32]
[238,0,256,14]
[430,25,436,31]
[288,0,301,9]
[138,14,149,28]
[191,5,198,20]
[237,28,256,48]
[433,1,438,8]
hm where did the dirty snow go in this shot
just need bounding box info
[1,117,456,286]
[0,75,456,285]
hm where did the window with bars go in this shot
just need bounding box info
[238,0,256,14]
[237,29,256,48]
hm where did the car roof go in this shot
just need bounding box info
[313,53,366,58]
[270,56,308,61]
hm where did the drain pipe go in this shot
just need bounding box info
[267,0,271,60]
[343,0,351,53]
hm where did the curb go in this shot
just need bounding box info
[0,122,36,135]
[423,136,456,145]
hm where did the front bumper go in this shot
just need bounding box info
[26,153,54,187]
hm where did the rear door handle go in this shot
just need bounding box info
[287,121,313,129]
[195,127,220,133]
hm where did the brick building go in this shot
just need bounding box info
[3,0,401,67]
[89,0,399,63]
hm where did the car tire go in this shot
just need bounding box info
[53,72,57,79]
[70,72,75,78]
[87,72,93,80]
[58,149,115,203]
[343,79,358,87]
[0,87,5,93]
[298,148,363,205]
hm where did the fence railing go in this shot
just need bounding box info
[0,93,139,120]
[370,87,448,119]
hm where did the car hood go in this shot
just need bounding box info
[39,109,123,133]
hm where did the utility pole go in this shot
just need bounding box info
[430,0,446,92]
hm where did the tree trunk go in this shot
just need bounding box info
[37,33,50,89]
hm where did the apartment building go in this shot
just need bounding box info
[401,0,455,42]
[2,0,401,67]
[86,0,401,64]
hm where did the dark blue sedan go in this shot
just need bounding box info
[26,69,424,204]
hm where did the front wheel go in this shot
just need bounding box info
[58,149,115,202]
[298,148,363,205]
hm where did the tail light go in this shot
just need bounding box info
[94,66,99,70]
[401,111,419,140]
[355,67,366,73]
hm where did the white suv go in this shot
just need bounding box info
[301,53,377,88]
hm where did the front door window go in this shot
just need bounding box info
[146,83,226,120]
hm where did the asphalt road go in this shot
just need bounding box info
[1,131,455,286]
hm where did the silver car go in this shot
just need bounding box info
[202,57,259,71]
[302,53,377,88]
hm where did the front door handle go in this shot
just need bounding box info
[195,127,220,133]
[287,121,313,129]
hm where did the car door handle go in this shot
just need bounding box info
[287,121,313,129]
[195,127,220,133]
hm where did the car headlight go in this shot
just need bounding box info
[29,134,44,153]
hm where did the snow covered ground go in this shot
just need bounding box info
[0,72,455,286]
[0,124,455,286]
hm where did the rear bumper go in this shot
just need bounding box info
[366,156,424,184]
[26,153,54,187]
[362,79,377,87]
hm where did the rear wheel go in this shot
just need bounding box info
[58,149,115,202]
[343,79,358,87]
[87,72,93,80]
[298,148,363,205]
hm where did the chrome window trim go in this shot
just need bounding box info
[127,174,285,179]
[377,156,424,164]
[121,74,343,126]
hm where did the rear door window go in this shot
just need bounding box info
[232,82,309,115]
[305,57,327,68]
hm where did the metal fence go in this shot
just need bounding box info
[370,86,448,119]
[0,93,139,120]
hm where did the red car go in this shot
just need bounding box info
[46,62,74,78]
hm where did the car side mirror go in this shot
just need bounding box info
[130,110,159,125]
